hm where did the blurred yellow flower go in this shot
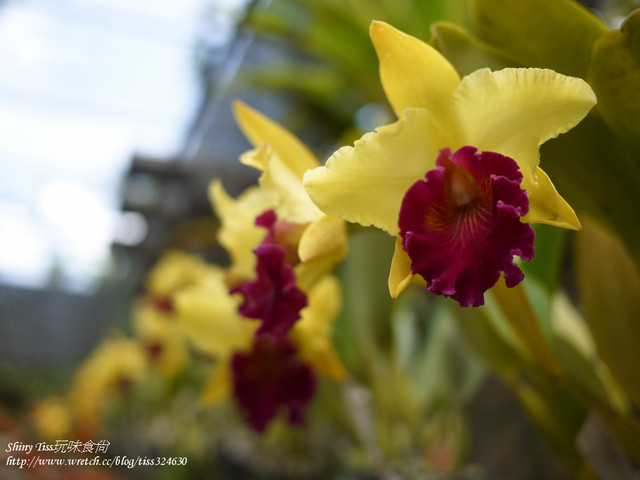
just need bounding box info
[69,336,148,437]
[132,298,190,379]
[230,101,348,291]
[30,397,72,441]
[145,248,223,301]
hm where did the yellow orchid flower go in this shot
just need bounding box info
[232,100,348,291]
[68,336,148,437]
[132,298,190,379]
[208,106,348,342]
[304,21,596,306]
[183,103,351,431]
[226,274,346,432]
[174,268,347,411]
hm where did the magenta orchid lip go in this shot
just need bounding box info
[229,209,315,432]
[230,209,309,339]
[231,336,316,433]
[399,146,535,307]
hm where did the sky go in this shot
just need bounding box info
[0,0,244,292]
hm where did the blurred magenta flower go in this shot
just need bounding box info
[231,336,316,433]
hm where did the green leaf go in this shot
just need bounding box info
[551,293,627,413]
[430,21,518,76]
[452,299,531,382]
[489,280,561,378]
[588,9,640,157]
[540,113,640,270]
[340,228,396,373]
[469,0,607,77]
[574,216,640,410]
[521,224,568,295]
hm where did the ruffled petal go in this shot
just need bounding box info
[522,167,582,230]
[231,244,308,338]
[304,108,449,235]
[233,100,319,177]
[370,21,460,122]
[451,68,596,189]
[260,153,324,224]
[231,336,316,433]
[388,236,413,298]
[399,147,535,307]
[174,285,256,357]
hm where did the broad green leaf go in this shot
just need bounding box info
[452,299,531,382]
[575,216,640,410]
[521,224,568,295]
[551,293,628,414]
[340,228,395,373]
[469,0,607,77]
[588,9,640,157]
[540,113,640,269]
[490,280,561,378]
[430,21,517,76]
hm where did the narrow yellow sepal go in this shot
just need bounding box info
[388,236,413,299]
[523,167,581,230]
[370,20,460,121]
[233,100,318,178]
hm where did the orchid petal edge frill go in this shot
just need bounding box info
[399,147,535,307]
[304,108,448,236]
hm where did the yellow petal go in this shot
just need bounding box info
[371,21,460,121]
[260,154,324,224]
[145,249,215,298]
[291,275,347,379]
[295,248,346,293]
[522,167,582,230]
[233,100,318,177]
[295,215,347,291]
[451,68,596,187]
[200,360,231,405]
[209,180,273,281]
[298,215,347,264]
[304,108,448,235]
[388,236,413,298]
[239,143,271,171]
[174,285,255,358]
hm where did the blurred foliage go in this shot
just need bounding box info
[8,0,640,478]
[234,0,468,145]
